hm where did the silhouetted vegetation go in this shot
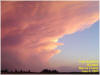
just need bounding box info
[40,69,59,74]
[1,69,32,74]
[1,68,99,74]
[1,69,8,73]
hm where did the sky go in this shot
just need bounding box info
[1,1,99,72]
[49,21,99,72]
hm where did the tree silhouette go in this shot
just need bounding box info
[28,70,31,73]
[40,69,59,74]
[51,70,58,73]
[1,69,9,73]
[20,69,23,73]
[1,68,99,74]
[15,69,18,73]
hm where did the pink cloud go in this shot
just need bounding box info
[1,1,99,71]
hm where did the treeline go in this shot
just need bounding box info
[1,69,59,74]
[1,69,99,74]
[1,69,31,74]
[40,69,59,74]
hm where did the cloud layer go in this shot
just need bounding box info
[1,1,99,71]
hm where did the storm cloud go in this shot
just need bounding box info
[1,1,99,71]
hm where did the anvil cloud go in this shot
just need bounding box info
[1,1,99,71]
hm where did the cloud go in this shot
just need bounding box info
[1,1,99,71]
